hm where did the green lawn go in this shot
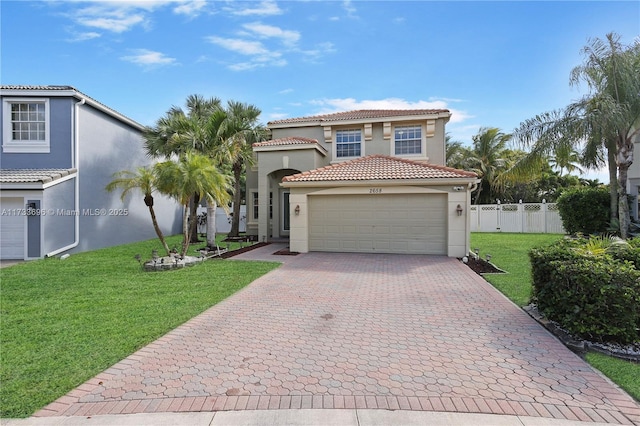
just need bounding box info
[470,233,563,307]
[0,234,280,418]
[471,232,640,402]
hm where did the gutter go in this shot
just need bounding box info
[46,98,84,257]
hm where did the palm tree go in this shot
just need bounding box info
[466,127,511,204]
[216,101,267,237]
[549,145,584,176]
[144,95,226,243]
[445,134,472,170]
[105,167,171,255]
[154,153,231,257]
[512,33,640,237]
[144,94,223,158]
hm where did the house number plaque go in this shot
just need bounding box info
[369,188,383,194]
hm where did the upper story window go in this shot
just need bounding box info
[394,125,422,155]
[2,98,50,153]
[335,129,362,158]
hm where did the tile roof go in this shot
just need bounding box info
[252,136,321,147]
[0,168,77,184]
[282,155,477,183]
[268,109,450,125]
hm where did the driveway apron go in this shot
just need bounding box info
[35,247,640,424]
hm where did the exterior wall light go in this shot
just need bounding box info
[456,204,463,216]
[294,205,300,215]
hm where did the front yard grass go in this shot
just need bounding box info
[471,232,640,402]
[0,234,280,418]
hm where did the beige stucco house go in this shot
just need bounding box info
[245,109,479,257]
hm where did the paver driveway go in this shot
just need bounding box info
[36,246,640,424]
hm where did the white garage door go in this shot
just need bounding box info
[309,193,447,255]
[1,197,25,259]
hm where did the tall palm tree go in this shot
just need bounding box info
[144,95,226,243]
[467,127,511,204]
[154,153,231,257]
[105,167,171,255]
[216,101,266,237]
[512,33,640,237]
[144,94,223,158]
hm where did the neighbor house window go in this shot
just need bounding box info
[394,125,422,155]
[336,129,362,158]
[252,192,259,220]
[2,98,50,153]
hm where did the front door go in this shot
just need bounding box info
[281,190,290,235]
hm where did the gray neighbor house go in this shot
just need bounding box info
[0,85,181,260]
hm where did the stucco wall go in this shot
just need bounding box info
[42,178,76,255]
[73,104,182,254]
[269,118,447,165]
[0,97,74,169]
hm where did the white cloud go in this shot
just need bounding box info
[342,0,357,18]
[120,49,178,68]
[173,0,208,17]
[300,42,336,62]
[266,112,290,121]
[207,36,286,70]
[66,31,101,42]
[66,1,209,33]
[278,88,294,94]
[309,97,473,124]
[229,1,282,16]
[206,36,270,56]
[243,22,300,46]
[77,13,145,33]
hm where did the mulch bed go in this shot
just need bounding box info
[219,242,270,258]
[462,256,504,274]
[272,248,299,256]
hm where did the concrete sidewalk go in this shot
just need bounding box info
[1,409,619,426]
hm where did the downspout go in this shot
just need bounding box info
[46,98,84,257]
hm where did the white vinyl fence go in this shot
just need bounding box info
[470,202,565,234]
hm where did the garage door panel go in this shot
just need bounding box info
[1,198,25,259]
[309,193,447,255]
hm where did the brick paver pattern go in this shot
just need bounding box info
[36,248,640,424]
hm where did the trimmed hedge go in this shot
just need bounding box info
[530,238,640,345]
[556,187,611,235]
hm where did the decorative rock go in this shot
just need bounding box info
[144,255,204,272]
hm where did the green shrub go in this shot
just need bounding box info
[613,237,640,269]
[530,238,640,345]
[556,187,611,235]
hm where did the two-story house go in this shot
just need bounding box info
[246,109,479,257]
[0,85,181,260]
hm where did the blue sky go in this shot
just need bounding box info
[2,1,639,182]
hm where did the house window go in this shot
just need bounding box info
[336,129,362,158]
[252,192,259,220]
[394,125,422,155]
[2,98,50,153]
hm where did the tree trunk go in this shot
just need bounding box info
[228,161,243,237]
[144,194,171,256]
[206,201,217,248]
[607,141,619,227]
[148,205,171,256]
[181,205,190,257]
[189,193,201,243]
[617,133,634,239]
